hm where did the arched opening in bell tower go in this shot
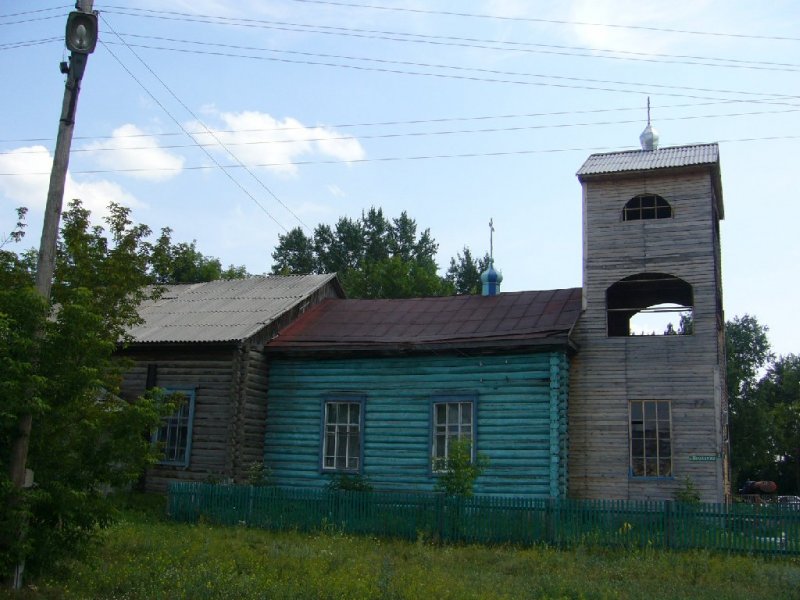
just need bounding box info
[606,273,693,337]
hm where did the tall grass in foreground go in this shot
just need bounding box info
[6,503,800,599]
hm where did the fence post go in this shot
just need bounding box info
[545,498,554,545]
[436,494,445,542]
[664,500,674,549]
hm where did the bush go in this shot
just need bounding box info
[434,438,488,497]
[326,473,373,492]
[674,476,701,504]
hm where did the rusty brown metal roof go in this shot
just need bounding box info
[267,288,582,354]
[127,274,341,344]
[576,143,719,178]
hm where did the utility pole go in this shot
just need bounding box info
[6,1,98,589]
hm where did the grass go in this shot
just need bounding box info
[5,495,800,599]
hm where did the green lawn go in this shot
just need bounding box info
[7,498,800,599]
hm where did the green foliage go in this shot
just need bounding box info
[726,314,773,403]
[270,227,315,276]
[727,315,774,490]
[0,207,28,249]
[678,312,694,335]
[19,511,800,599]
[245,462,273,487]
[0,201,177,578]
[326,473,373,492]
[673,476,701,504]
[726,315,800,494]
[150,227,249,283]
[446,246,491,295]
[270,208,455,298]
[751,354,800,493]
[434,438,488,497]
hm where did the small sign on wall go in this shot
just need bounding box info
[689,455,718,462]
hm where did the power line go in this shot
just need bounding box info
[4,134,799,176]
[5,106,800,157]
[104,18,316,236]
[0,37,61,50]
[0,100,798,148]
[116,32,800,81]
[290,0,800,42]
[98,40,799,104]
[0,5,68,19]
[0,14,63,26]
[98,26,290,234]
[100,8,800,73]
[2,100,774,145]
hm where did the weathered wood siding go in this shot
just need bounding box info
[263,352,569,498]
[119,346,237,493]
[230,346,271,482]
[118,278,343,492]
[570,167,727,502]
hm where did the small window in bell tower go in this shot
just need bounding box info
[623,194,672,221]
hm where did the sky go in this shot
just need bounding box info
[1,0,798,357]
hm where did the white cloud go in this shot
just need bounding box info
[567,0,713,53]
[82,124,185,181]
[0,146,142,223]
[187,110,366,176]
[314,129,366,164]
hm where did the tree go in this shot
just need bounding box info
[753,355,800,493]
[270,208,454,298]
[1,201,175,579]
[151,227,249,283]
[726,315,774,490]
[271,227,316,276]
[446,247,491,295]
[726,314,773,402]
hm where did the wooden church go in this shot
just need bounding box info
[123,123,729,503]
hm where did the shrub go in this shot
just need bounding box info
[434,438,488,497]
[326,473,373,492]
[674,476,701,504]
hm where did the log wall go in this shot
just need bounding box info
[119,345,236,493]
[264,352,569,498]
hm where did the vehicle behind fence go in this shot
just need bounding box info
[168,482,800,556]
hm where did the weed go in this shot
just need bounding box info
[12,502,800,600]
[674,476,702,504]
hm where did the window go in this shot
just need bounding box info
[622,194,672,221]
[630,400,672,477]
[154,389,195,467]
[431,398,474,471]
[606,273,693,337]
[322,397,364,472]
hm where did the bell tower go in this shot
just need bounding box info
[568,131,728,503]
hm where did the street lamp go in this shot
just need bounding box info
[66,10,98,54]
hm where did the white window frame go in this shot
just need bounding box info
[321,396,364,473]
[431,396,475,473]
[629,400,672,478]
[154,388,196,468]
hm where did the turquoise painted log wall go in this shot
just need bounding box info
[263,352,569,498]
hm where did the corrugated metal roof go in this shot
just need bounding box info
[127,274,339,344]
[576,143,719,178]
[267,288,582,353]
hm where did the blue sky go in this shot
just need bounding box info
[1,0,799,356]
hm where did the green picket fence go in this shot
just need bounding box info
[167,483,800,556]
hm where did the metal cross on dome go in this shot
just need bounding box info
[489,218,495,262]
